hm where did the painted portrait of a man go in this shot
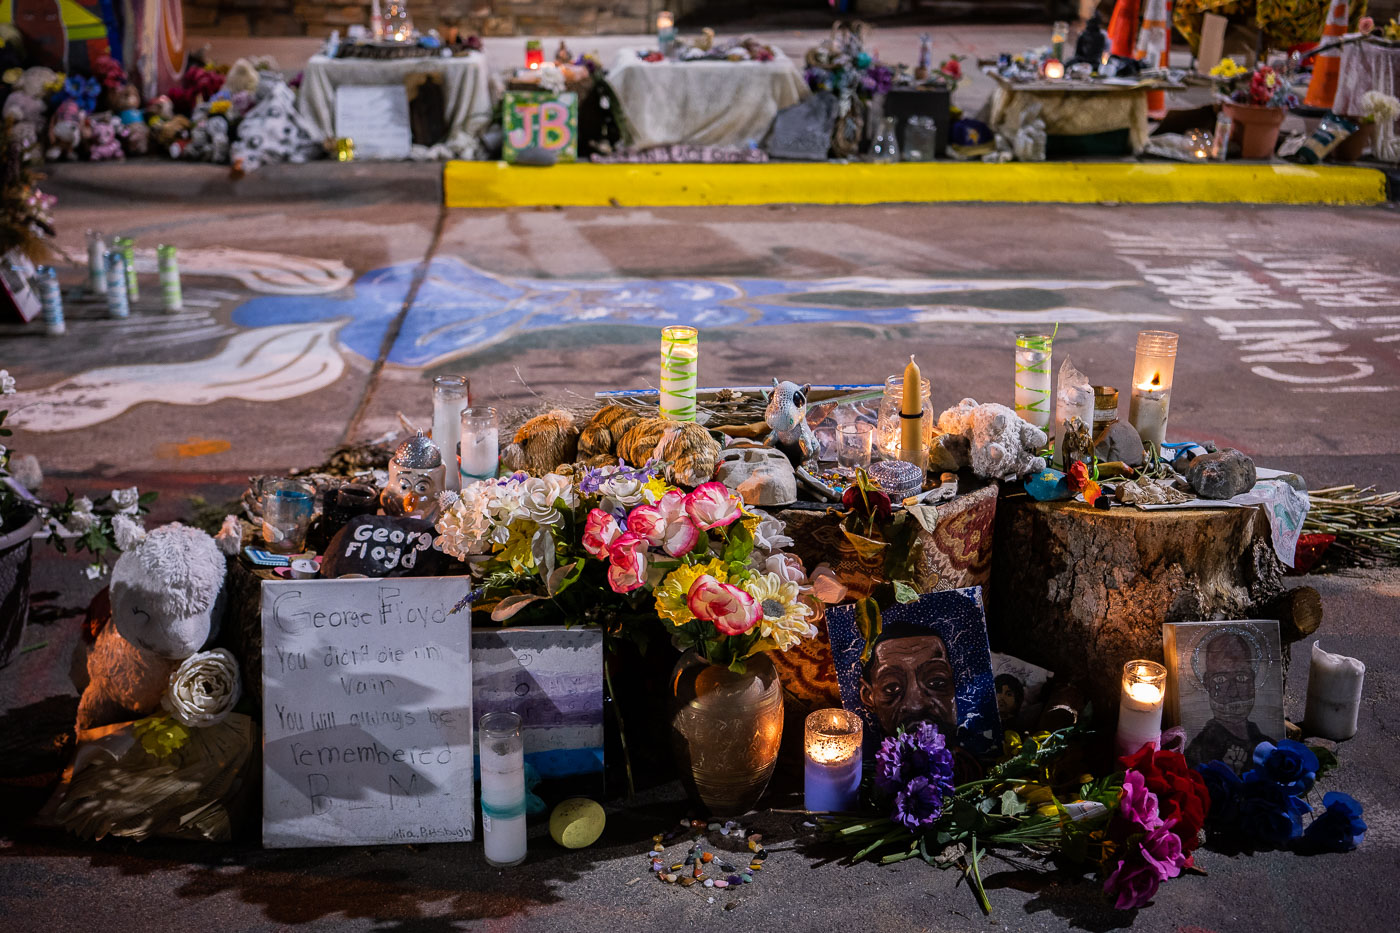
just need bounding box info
[1164,621,1285,775]
[828,588,1001,772]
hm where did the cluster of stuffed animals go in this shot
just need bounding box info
[2,36,320,172]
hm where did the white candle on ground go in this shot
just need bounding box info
[480,712,527,867]
[1116,661,1166,757]
[1304,641,1365,741]
[1129,382,1170,449]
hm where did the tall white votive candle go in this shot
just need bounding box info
[1116,660,1166,757]
[659,325,698,421]
[1128,331,1178,451]
[1304,641,1365,741]
[460,407,499,484]
[1014,332,1053,431]
[432,375,470,491]
[480,711,527,867]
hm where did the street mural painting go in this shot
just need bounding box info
[235,256,1162,368]
[13,253,1167,431]
[1108,232,1400,392]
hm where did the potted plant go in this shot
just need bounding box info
[1212,60,1298,160]
[0,371,155,666]
[1334,91,1400,162]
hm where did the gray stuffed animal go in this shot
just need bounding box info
[765,379,818,466]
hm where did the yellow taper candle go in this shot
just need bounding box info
[901,354,923,460]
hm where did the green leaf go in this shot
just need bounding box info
[720,519,754,564]
[1310,744,1339,778]
[546,560,583,596]
[854,597,882,664]
[999,789,1028,817]
[905,503,942,534]
[892,580,920,604]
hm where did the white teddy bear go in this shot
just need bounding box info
[936,398,1048,481]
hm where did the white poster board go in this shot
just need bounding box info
[334,84,412,159]
[261,577,473,848]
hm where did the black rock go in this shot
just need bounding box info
[321,515,449,578]
[1187,448,1257,500]
[1095,421,1146,468]
[764,92,839,161]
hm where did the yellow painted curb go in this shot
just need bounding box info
[443,161,1387,208]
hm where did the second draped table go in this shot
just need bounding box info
[604,49,810,150]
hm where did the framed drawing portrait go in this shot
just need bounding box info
[827,588,1001,782]
[1163,620,1285,774]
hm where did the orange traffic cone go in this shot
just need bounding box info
[1107,0,1141,59]
[1304,0,1350,109]
[1138,0,1172,116]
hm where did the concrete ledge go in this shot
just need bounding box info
[42,161,445,208]
[443,161,1390,208]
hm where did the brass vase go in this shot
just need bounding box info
[669,649,783,816]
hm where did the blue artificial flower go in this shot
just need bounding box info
[875,721,956,796]
[1238,770,1311,849]
[1197,760,1243,832]
[1302,792,1366,853]
[893,775,947,830]
[1252,740,1319,797]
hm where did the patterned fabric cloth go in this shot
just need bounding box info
[767,483,999,711]
[1173,0,1368,54]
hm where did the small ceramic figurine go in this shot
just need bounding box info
[765,379,818,466]
[381,431,447,519]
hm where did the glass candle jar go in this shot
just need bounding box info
[659,325,699,422]
[459,407,499,485]
[1128,330,1179,451]
[479,711,527,867]
[259,478,316,554]
[804,709,862,813]
[1092,385,1119,438]
[1014,332,1053,431]
[1115,660,1167,757]
[875,374,934,462]
[871,116,900,163]
[432,375,470,492]
[903,115,937,162]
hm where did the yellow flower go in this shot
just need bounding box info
[1210,58,1246,79]
[45,73,66,94]
[642,476,671,503]
[498,520,540,573]
[134,715,191,758]
[210,99,232,115]
[2,68,22,86]
[742,572,815,650]
[656,559,727,626]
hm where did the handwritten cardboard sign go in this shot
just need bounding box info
[503,90,578,163]
[334,85,413,160]
[260,577,473,848]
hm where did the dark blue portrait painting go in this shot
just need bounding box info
[827,588,1002,773]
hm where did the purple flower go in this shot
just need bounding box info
[1103,824,1186,910]
[1251,740,1319,796]
[874,722,955,795]
[892,775,947,830]
[1116,770,1164,833]
[1302,792,1366,853]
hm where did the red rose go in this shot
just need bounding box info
[1120,746,1211,853]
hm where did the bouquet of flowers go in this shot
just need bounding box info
[434,462,820,670]
[1196,739,1366,854]
[1212,61,1298,109]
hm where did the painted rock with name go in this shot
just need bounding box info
[321,515,447,578]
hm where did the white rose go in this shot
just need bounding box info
[67,497,97,533]
[541,472,578,509]
[0,369,15,395]
[162,649,242,728]
[84,563,106,580]
[112,513,147,550]
[110,486,141,515]
[600,474,647,509]
[521,478,563,527]
[751,511,795,553]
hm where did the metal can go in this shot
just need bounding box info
[104,251,130,319]
[35,265,65,335]
[86,230,106,295]
[157,244,182,312]
[115,236,139,301]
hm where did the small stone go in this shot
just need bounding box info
[652,834,664,844]
[693,864,704,879]
[707,822,721,831]
[683,854,694,866]
[663,873,678,883]
[1286,719,1304,741]
[1186,447,1256,500]
[671,863,683,872]
[718,861,736,872]
[1095,421,1146,468]
[681,818,692,827]
[754,850,769,861]
[747,840,761,852]
[680,876,696,887]
[648,849,661,857]
[690,819,706,829]
[701,852,713,863]
[720,827,730,836]
[747,833,762,845]
[704,879,715,888]
[741,874,753,884]
[801,821,816,829]
[749,862,763,871]
[726,874,742,885]
[650,859,663,872]
[714,879,729,888]
[707,897,715,904]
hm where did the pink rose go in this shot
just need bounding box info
[684,482,743,530]
[582,508,622,559]
[626,502,700,557]
[606,532,648,593]
[687,574,761,636]
[1360,16,1375,35]
[1103,825,1185,910]
[764,552,808,586]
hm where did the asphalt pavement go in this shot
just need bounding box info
[2,178,1400,932]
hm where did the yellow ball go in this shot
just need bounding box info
[549,797,606,849]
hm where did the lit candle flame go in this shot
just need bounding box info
[1136,371,1163,392]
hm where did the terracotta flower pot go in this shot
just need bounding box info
[1222,102,1286,160]
[669,649,783,816]
[1331,121,1375,162]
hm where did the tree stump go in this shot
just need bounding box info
[987,497,1291,720]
